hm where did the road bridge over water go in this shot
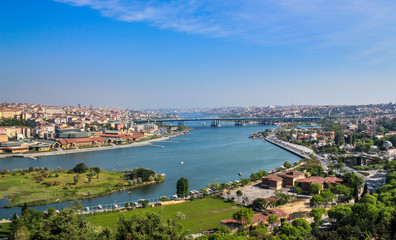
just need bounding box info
[135,117,322,127]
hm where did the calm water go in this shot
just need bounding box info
[0,120,300,219]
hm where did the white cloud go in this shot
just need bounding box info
[55,0,396,61]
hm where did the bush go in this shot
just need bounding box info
[123,168,155,182]
[73,163,88,173]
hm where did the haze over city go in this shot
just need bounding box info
[1,1,395,108]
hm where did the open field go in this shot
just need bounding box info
[0,169,163,207]
[88,197,239,234]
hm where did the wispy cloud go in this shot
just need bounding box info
[56,0,396,61]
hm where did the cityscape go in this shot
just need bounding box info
[2,1,396,240]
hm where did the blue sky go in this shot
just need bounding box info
[1,0,395,108]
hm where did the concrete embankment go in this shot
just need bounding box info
[265,137,313,159]
[0,134,186,159]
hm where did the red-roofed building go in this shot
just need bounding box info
[279,171,305,188]
[262,175,283,190]
[296,176,343,193]
[55,137,106,148]
[220,209,288,230]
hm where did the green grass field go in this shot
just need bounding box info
[0,170,163,207]
[88,198,239,234]
[0,222,10,238]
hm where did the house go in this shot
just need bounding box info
[279,171,305,188]
[55,137,106,148]
[318,140,327,147]
[262,175,283,190]
[296,176,343,193]
[220,209,287,231]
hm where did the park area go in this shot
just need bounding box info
[0,166,163,207]
[88,197,240,234]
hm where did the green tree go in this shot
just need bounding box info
[240,178,250,186]
[284,161,292,168]
[291,218,312,237]
[176,177,189,198]
[310,194,325,207]
[310,208,327,228]
[249,224,268,239]
[309,183,322,194]
[273,219,311,239]
[252,198,267,211]
[232,208,254,226]
[73,163,88,173]
[327,204,353,225]
[294,186,302,196]
[8,207,109,240]
[92,167,101,179]
[320,190,335,205]
[123,167,155,182]
[236,190,243,203]
[116,212,186,240]
[267,214,279,225]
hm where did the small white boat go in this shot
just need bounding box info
[180,161,184,165]
[97,205,102,209]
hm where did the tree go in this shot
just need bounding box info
[273,220,311,239]
[73,163,88,173]
[294,186,302,196]
[116,212,186,240]
[240,178,250,186]
[236,190,243,203]
[309,183,322,194]
[123,167,155,182]
[232,208,254,226]
[8,207,110,240]
[249,224,268,239]
[21,203,28,215]
[176,177,189,198]
[310,194,325,207]
[253,198,267,211]
[92,167,100,179]
[310,208,327,228]
[284,161,292,168]
[362,182,368,197]
[320,190,335,205]
[327,204,353,224]
[267,214,279,225]
[291,218,312,236]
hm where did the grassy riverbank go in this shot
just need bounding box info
[88,197,239,234]
[0,222,10,238]
[0,167,164,208]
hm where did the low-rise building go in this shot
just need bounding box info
[262,175,283,190]
[279,171,305,188]
[296,176,343,193]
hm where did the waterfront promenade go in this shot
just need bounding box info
[265,136,313,159]
[0,136,174,159]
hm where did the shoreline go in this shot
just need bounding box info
[0,132,187,159]
[2,178,166,209]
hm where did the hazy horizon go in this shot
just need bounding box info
[1,1,396,108]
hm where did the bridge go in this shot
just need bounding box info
[134,117,322,127]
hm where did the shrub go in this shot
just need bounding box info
[73,163,88,173]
